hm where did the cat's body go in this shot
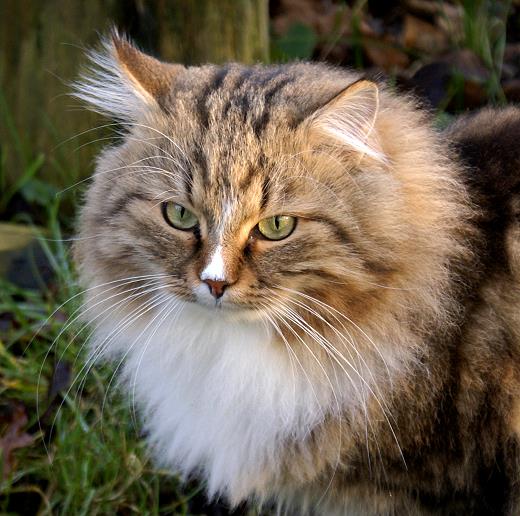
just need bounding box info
[73,34,520,515]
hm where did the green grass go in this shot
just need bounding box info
[0,221,203,514]
[462,0,511,103]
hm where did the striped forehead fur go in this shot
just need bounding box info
[74,36,386,162]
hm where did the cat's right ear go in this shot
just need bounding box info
[73,30,184,122]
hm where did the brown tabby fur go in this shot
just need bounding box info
[74,34,520,515]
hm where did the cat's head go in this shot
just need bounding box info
[74,33,464,336]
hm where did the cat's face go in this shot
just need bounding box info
[75,35,462,335]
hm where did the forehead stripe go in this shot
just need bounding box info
[261,175,270,210]
[196,65,230,129]
[252,76,293,137]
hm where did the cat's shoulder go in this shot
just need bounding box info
[447,106,520,189]
[446,107,520,446]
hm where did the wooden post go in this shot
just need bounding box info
[154,0,269,64]
[0,0,121,189]
[0,1,270,191]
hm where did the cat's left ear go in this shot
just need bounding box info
[307,79,384,162]
[74,30,184,122]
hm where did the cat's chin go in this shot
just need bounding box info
[189,297,262,322]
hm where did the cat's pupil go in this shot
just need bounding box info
[274,216,280,230]
[179,206,185,218]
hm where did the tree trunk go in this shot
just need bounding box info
[0,0,270,193]
[0,0,121,190]
[154,0,269,64]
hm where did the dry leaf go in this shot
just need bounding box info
[0,402,35,480]
[403,14,449,54]
[364,38,410,71]
[503,79,520,102]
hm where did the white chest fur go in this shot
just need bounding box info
[95,301,337,503]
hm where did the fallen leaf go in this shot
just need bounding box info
[402,14,449,54]
[406,50,489,109]
[0,402,35,480]
[31,361,72,433]
[503,79,520,102]
[364,38,410,71]
[47,361,72,402]
[404,0,464,43]
[272,0,351,37]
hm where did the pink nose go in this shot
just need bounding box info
[204,279,228,299]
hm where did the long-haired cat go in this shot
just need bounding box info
[73,32,520,515]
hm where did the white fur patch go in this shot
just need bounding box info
[90,295,409,506]
[92,300,342,503]
[200,245,226,281]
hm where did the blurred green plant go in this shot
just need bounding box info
[0,214,204,514]
[0,89,47,215]
[461,0,511,103]
[0,86,102,224]
[348,0,368,69]
[271,22,318,61]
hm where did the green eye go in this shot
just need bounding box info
[257,215,296,240]
[162,202,198,230]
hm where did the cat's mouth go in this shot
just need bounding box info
[196,295,248,312]
[191,283,261,319]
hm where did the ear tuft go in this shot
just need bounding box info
[308,79,384,162]
[73,29,183,122]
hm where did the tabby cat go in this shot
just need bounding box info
[73,33,520,515]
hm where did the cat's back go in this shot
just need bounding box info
[447,108,520,455]
[448,107,520,230]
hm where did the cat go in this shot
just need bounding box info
[73,32,520,515]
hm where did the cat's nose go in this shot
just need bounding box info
[203,279,228,299]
